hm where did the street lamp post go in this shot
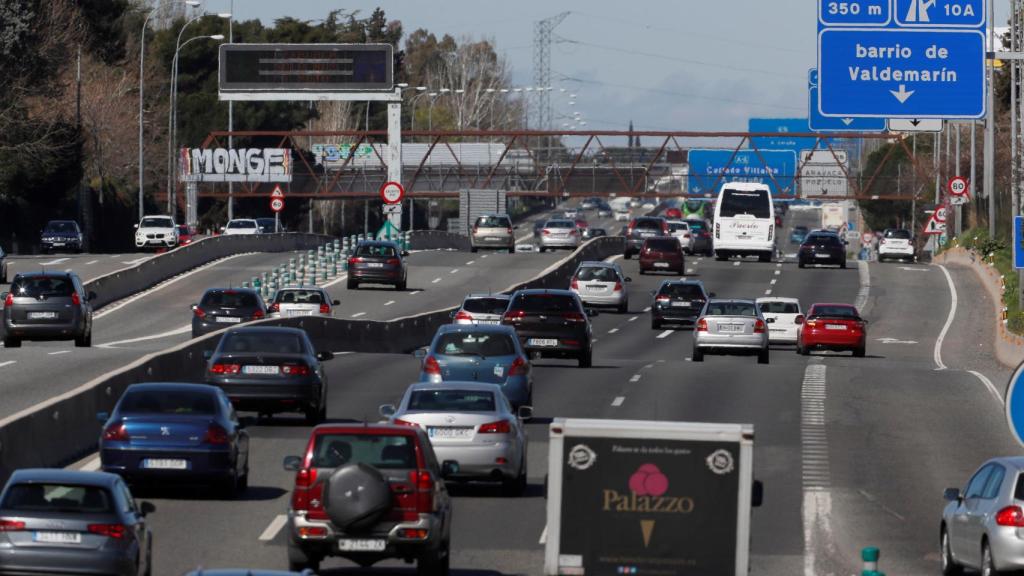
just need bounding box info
[409,87,428,131]
[427,92,438,130]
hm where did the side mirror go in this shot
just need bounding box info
[513,225,519,230]
[139,501,156,516]
[317,351,335,362]
[283,456,303,472]
[379,404,396,418]
[795,315,805,325]
[586,309,599,318]
[752,480,764,508]
[413,347,428,359]
[518,405,534,421]
[133,224,139,229]
[709,292,717,298]
[441,460,460,479]
[943,487,962,502]
[87,291,97,302]
[202,350,213,360]
[402,251,410,257]
[625,277,633,282]
[219,226,226,232]
[96,412,110,423]
[332,299,340,306]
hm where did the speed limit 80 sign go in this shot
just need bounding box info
[948,176,969,197]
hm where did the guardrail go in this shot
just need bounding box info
[0,236,624,482]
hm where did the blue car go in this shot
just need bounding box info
[98,383,250,496]
[415,324,533,408]
[790,225,809,244]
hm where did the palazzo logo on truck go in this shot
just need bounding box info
[603,464,694,515]
[180,148,293,183]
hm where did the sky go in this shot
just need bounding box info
[203,1,1010,135]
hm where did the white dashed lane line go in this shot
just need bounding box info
[466,261,475,266]
[686,268,695,274]
[40,258,69,266]
[351,312,366,318]
[259,515,288,542]
[770,279,778,285]
[431,278,442,284]
[628,316,638,322]
[0,361,16,368]
[643,306,652,313]
[629,374,642,383]
[47,351,70,356]
[764,289,773,295]
[409,290,421,295]
[733,261,741,267]
[608,328,619,334]
[611,396,626,407]
[85,260,98,265]
[774,270,781,275]
[656,330,673,339]
[450,269,459,274]
[384,300,395,306]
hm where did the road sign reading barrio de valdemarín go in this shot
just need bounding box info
[380,181,405,204]
[270,185,285,213]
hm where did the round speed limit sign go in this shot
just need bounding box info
[380,181,405,204]
[948,176,969,197]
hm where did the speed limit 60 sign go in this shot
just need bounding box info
[270,186,285,213]
[380,181,405,204]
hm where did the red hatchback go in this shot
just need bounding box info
[797,303,867,357]
[639,237,685,275]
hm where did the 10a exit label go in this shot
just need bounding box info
[819,0,985,28]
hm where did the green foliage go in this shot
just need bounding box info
[952,228,1024,334]
[79,0,130,64]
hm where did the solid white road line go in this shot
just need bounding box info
[384,300,395,306]
[629,374,642,383]
[79,458,101,472]
[431,278,442,284]
[611,396,626,407]
[538,526,548,545]
[656,330,673,339]
[97,325,192,348]
[39,258,70,266]
[85,260,98,265]
[0,361,16,368]
[351,312,366,318]
[47,351,70,356]
[259,515,289,542]
[628,316,638,322]
[934,265,957,371]
[120,256,150,266]
[969,370,1004,404]
[608,328,619,334]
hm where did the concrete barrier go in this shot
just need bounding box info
[0,236,625,482]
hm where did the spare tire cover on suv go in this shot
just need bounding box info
[323,463,393,532]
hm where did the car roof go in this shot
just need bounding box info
[577,261,616,268]
[229,218,258,222]
[13,271,75,279]
[357,240,399,247]
[707,298,756,304]
[986,456,1024,471]
[720,182,771,191]
[6,469,120,488]
[276,285,325,291]
[225,326,305,336]
[185,570,312,576]
[124,382,221,394]
[512,288,576,297]
[465,292,510,299]
[660,279,704,286]
[45,220,78,225]
[476,213,509,218]
[406,381,504,393]
[756,297,799,303]
[545,219,574,224]
[435,323,516,335]
[310,423,419,436]
[205,287,260,294]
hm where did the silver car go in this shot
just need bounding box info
[452,293,511,325]
[539,219,581,252]
[667,220,695,254]
[570,261,631,313]
[941,457,1024,576]
[692,298,769,364]
[470,214,516,253]
[268,286,339,318]
[380,382,532,495]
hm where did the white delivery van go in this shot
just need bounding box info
[713,183,776,262]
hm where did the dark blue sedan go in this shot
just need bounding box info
[98,383,250,496]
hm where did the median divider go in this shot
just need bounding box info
[0,235,624,482]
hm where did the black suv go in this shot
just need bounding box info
[191,288,268,338]
[623,216,668,259]
[502,289,596,367]
[40,220,84,254]
[798,231,847,269]
[2,272,95,347]
[651,280,713,330]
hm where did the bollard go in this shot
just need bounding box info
[321,267,328,283]
[861,547,882,576]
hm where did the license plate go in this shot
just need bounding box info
[653,262,670,268]
[671,301,690,308]
[33,531,81,544]
[475,320,500,325]
[826,324,847,330]
[52,243,65,247]
[367,263,384,268]
[142,458,188,470]
[719,324,744,333]
[428,426,473,439]
[338,539,387,552]
[815,253,831,259]
[528,338,558,347]
[27,312,58,320]
[215,316,241,323]
[286,310,314,317]
[486,237,501,241]
[243,365,280,375]
[586,285,604,291]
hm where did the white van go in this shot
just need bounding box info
[712,182,775,262]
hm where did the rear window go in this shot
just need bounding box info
[719,189,771,219]
[806,234,841,246]
[11,276,74,298]
[201,290,260,308]
[705,302,757,317]
[140,217,173,228]
[576,266,618,282]
[462,297,509,315]
[408,389,497,412]
[1,484,114,513]
[355,244,398,257]
[274,289,325,304]
[633,218,663,230]
[759,301,800,314]
[545,220,574,229]
[219,331,305,355]
[645,238,680,251]
[227,220,257,229]
[659,284,706,299]
[475,216,510,228]
[810,305,859,319]
[311,434,416,469]
[120,389,217,415]
[885,229,912,239]
[177,225,190,234]
[668,222,689,232]
[686,220,707,232]
[511,293,580,313]
[434,332,516,357]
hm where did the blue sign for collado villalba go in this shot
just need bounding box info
[687,150,798,197]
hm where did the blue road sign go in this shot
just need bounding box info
[1006,360,1024,447]
[809,85,888,131]
[819,0,891,27]
[1014,216,1024,269]
[894,0,985,28]
[688,149,798,196]
[748,118,820,154]
[818,28,986,118]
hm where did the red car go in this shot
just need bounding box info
[797,303,866,357]
[664,207,683,219]
[177,225,194,246]
[574,218,589,230]
[638,237,685,275]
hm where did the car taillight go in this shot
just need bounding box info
[0,519,25,532]
[102,423,128,441]
[252,310,265,320]
[562,312,585,322]
[204,424,230,445]
[3,293,11,308]
[696,318,708,332]
[292,467,325,518]
[503,309,526,322]
[71,292,81,306]
[348,257,363,265]
[805,320,818,328]
[393,418,420,427]
[715,222,720,239]
[319,302,330,314]
[282,364,310,376]
[386,258,401,265]
[423,356,441,375]
[655,294,671,302]
[880,238,887,245]
[410,470,435,513]
[479,420,512,434]
[768,225,774,241]
[569,229,578,236]
[508,356,529,376]
[506,227,513,234]
[570,278,579,290]
[209,363,241,375]
[193,307,206,319]
[268,302,280,313]
[454,310,473,322]
[795,315,805,325]
[997,505,1024,527]
[88,524,125,539]
[754,319,766,334]
[542,229,551,236]
[613,281,623,292]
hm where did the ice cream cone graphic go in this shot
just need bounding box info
[640,519,655,548]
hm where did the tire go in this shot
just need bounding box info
[305,402,326,425]
[578,349,592,368]
[417,541,451,576]
[758,348,770,365]
[347,278,358,290]
[218,472,240,498]
[798,260,806,269]
[692,347,704,362]
[74,329,91,348]
[840,261,847,269]
[539,246,547,253]
[287,540,321,573]
[470,246,478,253]
[715,252,727,261]
[638,268,645,275]
[396,280,407,291]
[502,461,527,497]
[853,345,866,358]
[618,301,628,314]
[706,249,714,257]
[651,319,661,330]
[508,247,515,254]
[758,253,772,263]
[982,540,997,576]
[4,338,21,348]
[623,252,632,260]
[941,528,963,576]
[324,463,392,531]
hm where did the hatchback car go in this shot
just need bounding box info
[256,217,283,234]
[790,225,809,244]
[502,289,595,367]
[347,241,408,290]
[667,220,694,253]
[563,208,580,219]
[416,324,532,408]
[639,236,685,275]
[177,225,195,246]
[651,280,712,329]
[685,219,714,256]
[222,219,261,235]
[797,303,866,357]
[381,382,531,495]
[98,383,250,495]
[940,457,1024,576]
[470,214,516,253]
[756,297,803,345]
[570,261,631,313]
[878,228,915,262]
[2,272,95,348]
[452,293,511,325]
[538,219,581,252]
[282,423,453,573]
[39,220,83,254]
[798,231,847,268]
[692,299,769,364]
[191,288,267,339]
[623,216,669,259]
[269,286,339,319]
[0,469,154,576]
[596,203,613,218]
[205,326,334,423]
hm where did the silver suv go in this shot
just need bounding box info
[470,214,516,253]
[269,286,339,318]
[2,272,95,347]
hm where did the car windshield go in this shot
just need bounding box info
[201,290,260,308]
[434,332,516,357]
[11,276,73,298]
[227,220,257,229]
[705,302,757,317]
[545,220,574,229]
[806,235,841,245]
[120,390,217,415]
[1,484,114,514]
[408,389,497,412]
[633,219,663,230]
[793,226,809,233]
[275,290,324,305]
[44,222,77,233]
[476,216,510,228]
[462,297,509,315]
[576,266,618,282]
[589,228,606,236]
[219,332,305,355]
[645,238,679,251]
[659,284,706,299]
[719,189,771,219]
[759,301,800,314]
[140,217,173,228]
[511,293,579,313]
[811,305,859,319]
[355,244,397,257]
[311,434,416,469]
[885,229,912,239]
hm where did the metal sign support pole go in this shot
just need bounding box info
[986,0,997,237]
[956,123,963,236]
[387,101,403,231]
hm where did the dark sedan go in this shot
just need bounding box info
[205,327,333,424]
[2,272,95,347]
[685,218,714,256]
[191,288,267,338]
[623,216,669,259]
[98,383,250,496]
[798,231,847,268]
[502,289,596,367]
[0,469,154,576]
[347,240,408,290]
[651,280,712,330]
[39,220,83,254]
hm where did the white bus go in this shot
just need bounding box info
[713,182,776,262]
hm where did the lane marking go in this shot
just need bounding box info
[934,265,956,371]
[776,263,783,268]
[855,260,871,312]
[47,351,70,356]
[770,279,778,285]
[259,514,288,542]
[608,328,619,334]
[0,361,16,368]
[320,273,350,289]
[351,312,366,318]
[656,330,673,339]
[764,289,772,295]
[629,374,641,383]
[98,324,191,348]
[686,268,695,274]
[628,316,638,322]
[611,396,626,407]
[968,370,1004,404]
[466,260,475,266]
[733,261,741,267]
[643,306,652,313]
[64,268,73,273]
[450,269,459,274]
[431,278,442,284]
[384,300,395,306]
[538,526,547,545]
[85,260,98,265]
[39,258,70,266]
[774,270,781,275]
[409,290,421,295]
[801,363,834,576]
[481,254,488,259]
[120,256,150,266]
